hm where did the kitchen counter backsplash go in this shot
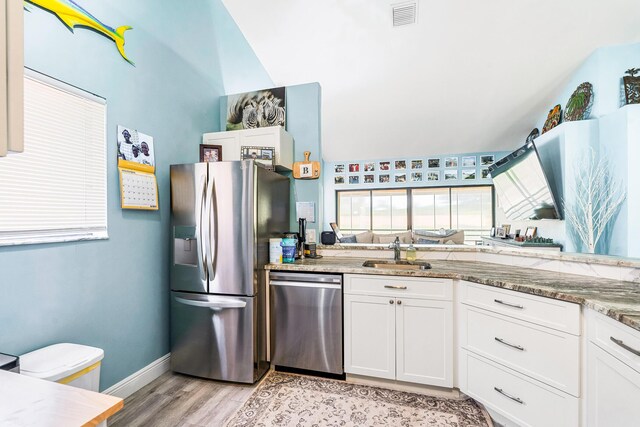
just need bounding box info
[266,257,640,333]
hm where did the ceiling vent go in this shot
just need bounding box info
[392,2,417,27]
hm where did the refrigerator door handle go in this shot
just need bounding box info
[208,175,218,280]
[197,174,208,282]
[174,295,247,309]
[204,174,215,281]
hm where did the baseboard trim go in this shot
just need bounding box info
[103,353,171,399]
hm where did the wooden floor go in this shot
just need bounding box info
[109,372,258,427]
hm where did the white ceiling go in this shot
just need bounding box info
[222,0,640,161]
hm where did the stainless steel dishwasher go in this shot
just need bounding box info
[270,271,343,375]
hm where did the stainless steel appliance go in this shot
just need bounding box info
[170,160,290,384]
[270,272,343,375]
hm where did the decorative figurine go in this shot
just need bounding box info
[623,68,640,105]
[564,82,594,121]
[542,105,562,134]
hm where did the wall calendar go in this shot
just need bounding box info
[117,125,159,210]
[118,168,158,210]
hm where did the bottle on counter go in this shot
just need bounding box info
[406,243,416,261]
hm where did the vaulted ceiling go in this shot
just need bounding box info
[222,0,640,161]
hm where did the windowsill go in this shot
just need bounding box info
[0,230,108,247]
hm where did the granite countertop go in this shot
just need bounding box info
[266,257,640,332]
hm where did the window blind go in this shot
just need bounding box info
[0,71,107,246]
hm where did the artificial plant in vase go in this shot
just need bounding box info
[563,148,626,254]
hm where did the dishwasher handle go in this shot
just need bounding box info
[270,280,341,290]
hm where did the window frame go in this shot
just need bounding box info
[0,68,108,247]
[336,184,496,235]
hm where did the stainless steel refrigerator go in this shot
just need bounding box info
[169,160,290,383]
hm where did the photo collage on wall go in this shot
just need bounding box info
[333,154,496,186]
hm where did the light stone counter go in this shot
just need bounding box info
[266,256,640,332]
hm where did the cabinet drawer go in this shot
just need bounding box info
[587,309,640,374]
[462,306,580,396]
[344,274,452,300]
[460,281,581,335]
[464,353,579,427]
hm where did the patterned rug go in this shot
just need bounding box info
[226,372,493,426]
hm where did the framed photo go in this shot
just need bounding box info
[411,160,423,169]
[480,155,495,165]
[427,171,439,181]
[411,172,423,182]
[349,175,360,184]
[445,157,458,168]
[349,163,360,173]
[334,164,345,173]
[395,160,406,170]
[428,158,440,168]
[462,169,476,180]
[395,173,406,183]
[379,161,390,171]
[241,146,275,169]
[334,176,345,184]
[496,227,506,238]
[200,144,222,162]
[445,170,458,180]
[502,224,511,236]
[364,162,375,172]
[379,174,390,183]
[462,156,476,167]
[481,168,490,179]
[364,174,374,183]
[525,226,537,239]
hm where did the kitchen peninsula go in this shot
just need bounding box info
[267,249,640,426]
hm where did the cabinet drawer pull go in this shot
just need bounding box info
[494,387,524,404]
[494,299,524,309]
[389,299,394,304]
[495,337,525,351]
[385,285,407,290]
[611,336,640,357]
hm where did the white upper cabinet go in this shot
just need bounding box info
[202,126,294,170]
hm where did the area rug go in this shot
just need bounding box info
[225,372,493,426]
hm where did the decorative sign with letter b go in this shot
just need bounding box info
[293,151,321,180]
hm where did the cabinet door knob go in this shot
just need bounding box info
[397,300,402,305]
[389,299,394,304]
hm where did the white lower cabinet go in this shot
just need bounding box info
[463,352,579,427]
[459,281,582,427]
[344,274,453,388]
[586,309,640,427]
[344,294,396,380]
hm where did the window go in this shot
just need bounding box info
[337,186,494,244]
[0,70,107,246]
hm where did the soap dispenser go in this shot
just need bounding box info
[406,243,416,261]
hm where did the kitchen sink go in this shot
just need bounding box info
[362,260,432,270]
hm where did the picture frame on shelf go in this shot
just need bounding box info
[496,227,506,238]
[200,144,222,162]
[525,226,537,239]
[240,146,275,170]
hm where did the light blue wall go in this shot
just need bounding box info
[0,0,270,390]
[219,83,323,235]
[525,42,640,256]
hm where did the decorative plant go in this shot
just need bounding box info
[563,148,626,254]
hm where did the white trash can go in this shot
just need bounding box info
[20,343,104,392]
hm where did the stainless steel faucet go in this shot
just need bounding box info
[389,236,401,261]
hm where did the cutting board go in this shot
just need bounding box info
[293,151,321,179]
